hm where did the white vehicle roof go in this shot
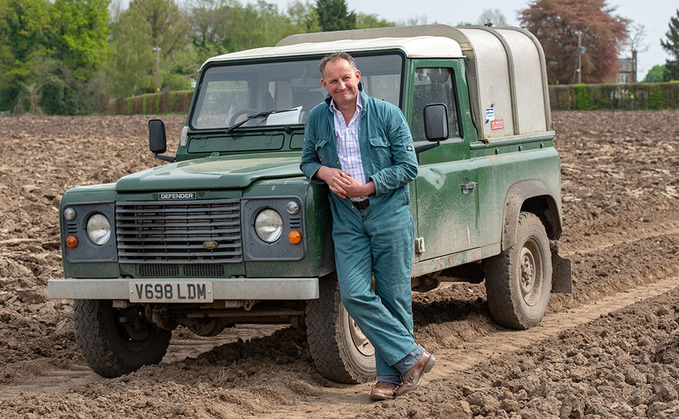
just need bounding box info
[201,36,463,67]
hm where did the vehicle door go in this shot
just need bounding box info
[408,62,480,261]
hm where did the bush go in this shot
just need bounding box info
[572,85,594,110]
[549,82,679,110]
[107,91,193,114]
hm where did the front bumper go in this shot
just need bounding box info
[48,277,319,300]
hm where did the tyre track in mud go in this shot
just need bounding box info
[278,277,679,419]
[0,325,286,400]
[559,216,679,259]
[273,220,679,417]
[430,276,679,376]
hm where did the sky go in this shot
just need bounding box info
[242,0,678,80]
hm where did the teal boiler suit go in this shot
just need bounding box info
[300,90,419,379]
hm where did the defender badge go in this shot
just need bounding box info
[159,192,196,200]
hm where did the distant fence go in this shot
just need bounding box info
[105,82,679,115]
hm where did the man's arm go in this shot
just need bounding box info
[300,109,358,199]
[369,105,419,195]
[299,116,324,184]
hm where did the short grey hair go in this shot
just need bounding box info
[319,52,358,78]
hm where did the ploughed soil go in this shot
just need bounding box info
[1,111,679,418]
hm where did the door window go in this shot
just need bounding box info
[410,68,460,142]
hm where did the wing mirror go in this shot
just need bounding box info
[148,119,175,162]
[415,103,449,157]
[424,103,449,141]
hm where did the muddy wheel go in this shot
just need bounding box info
[73,299,171,378]
[305,274,375,383]
[485,211,552,330]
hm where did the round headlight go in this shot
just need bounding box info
[255,209,283,243]
[86,213,111,245]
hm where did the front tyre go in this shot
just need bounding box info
[73,299,171,378]
[484,212,552,330]
[305,275,375,383]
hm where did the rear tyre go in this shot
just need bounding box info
[305,274,376,383]
[484,212,552,330]
[73,299,171,378]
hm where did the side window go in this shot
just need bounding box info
[410,68,460,142]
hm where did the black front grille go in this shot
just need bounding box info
[139,264,180,277]
[137,264,225,277]
[116,199,242,264]
[184,264,225,277]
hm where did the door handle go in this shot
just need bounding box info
[461,182,478,194]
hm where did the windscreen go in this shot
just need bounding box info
[190,54,404,130]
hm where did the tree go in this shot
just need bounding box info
[661,9,679,81]
[519,0,629,84]
[0,0,52,110]
[222,1,297,51]
[355,12,392,29]
[128,0,190,57]
[51,0,110,82]
[477,8,507,27]
[286,0,321,33]
[643,64,665,83]
[623,23,648,56]
[105,0,194,97]
[187,0,302,59]
[104,7,154,97]
[0,0,108,113]
[399,15,429,27]
[316,0,355,32]
[186,0,232,57]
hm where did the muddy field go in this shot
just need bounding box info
[1,111,678,418]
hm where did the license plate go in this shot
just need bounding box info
[129,281,213,303]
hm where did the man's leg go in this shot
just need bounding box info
[331,204,418,374]
[366,196,435,397]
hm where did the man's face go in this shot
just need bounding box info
[321,58,361,109]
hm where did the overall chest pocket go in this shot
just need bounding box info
[368,136,393,170]
[315,138,333,165]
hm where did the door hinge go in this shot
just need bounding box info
[415,237,426,254]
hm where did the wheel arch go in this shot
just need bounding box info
[500,179,562,252]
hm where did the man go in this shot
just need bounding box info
[300,52,435,401]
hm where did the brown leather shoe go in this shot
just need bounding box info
[394,351,436,396]
[369,381,398,401]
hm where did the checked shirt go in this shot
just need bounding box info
[329,95,367,202]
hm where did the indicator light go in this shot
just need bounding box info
[288,230,302,244]
[66,235,79,248]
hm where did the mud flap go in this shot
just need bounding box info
[551,252,572,293]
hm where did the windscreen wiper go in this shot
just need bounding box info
[225,108,298,135]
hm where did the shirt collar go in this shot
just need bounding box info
[329,92,363,115]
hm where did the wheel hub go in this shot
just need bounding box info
[519,240,542,307]
[349,318,375,357]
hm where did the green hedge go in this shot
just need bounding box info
[108,83,679,115]
[549,82,679,110]
[106,91,193,115]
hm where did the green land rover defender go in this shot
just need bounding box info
[49,24,572,383]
